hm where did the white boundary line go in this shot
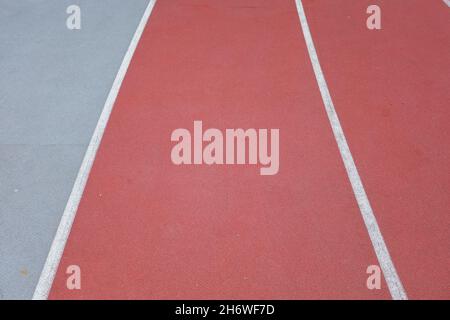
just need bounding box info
[294,0,407,300]
[444,0,450,8]
[32,0,157,300]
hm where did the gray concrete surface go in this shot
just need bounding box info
[0,0,149,299]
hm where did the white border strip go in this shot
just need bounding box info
[32,0,157,300]
[294,0,407,300]
[444,0,450,8]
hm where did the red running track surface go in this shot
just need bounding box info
[303,0,450,299]
[48,0,449,299]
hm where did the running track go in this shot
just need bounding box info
[34,0,449,299]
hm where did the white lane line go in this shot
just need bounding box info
[294,0,407,300]
[32,0,157,300]
[444,0,450,8]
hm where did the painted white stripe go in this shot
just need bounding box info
[443,0,450,8]
[294,0,407,300]
[32,0,157,300]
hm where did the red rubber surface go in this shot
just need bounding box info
[48,0,449,299]
[303,0,450,299]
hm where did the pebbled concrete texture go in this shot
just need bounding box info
[0,0,149,299]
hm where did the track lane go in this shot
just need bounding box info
[48,0,393,299]
[303,0,450,299]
